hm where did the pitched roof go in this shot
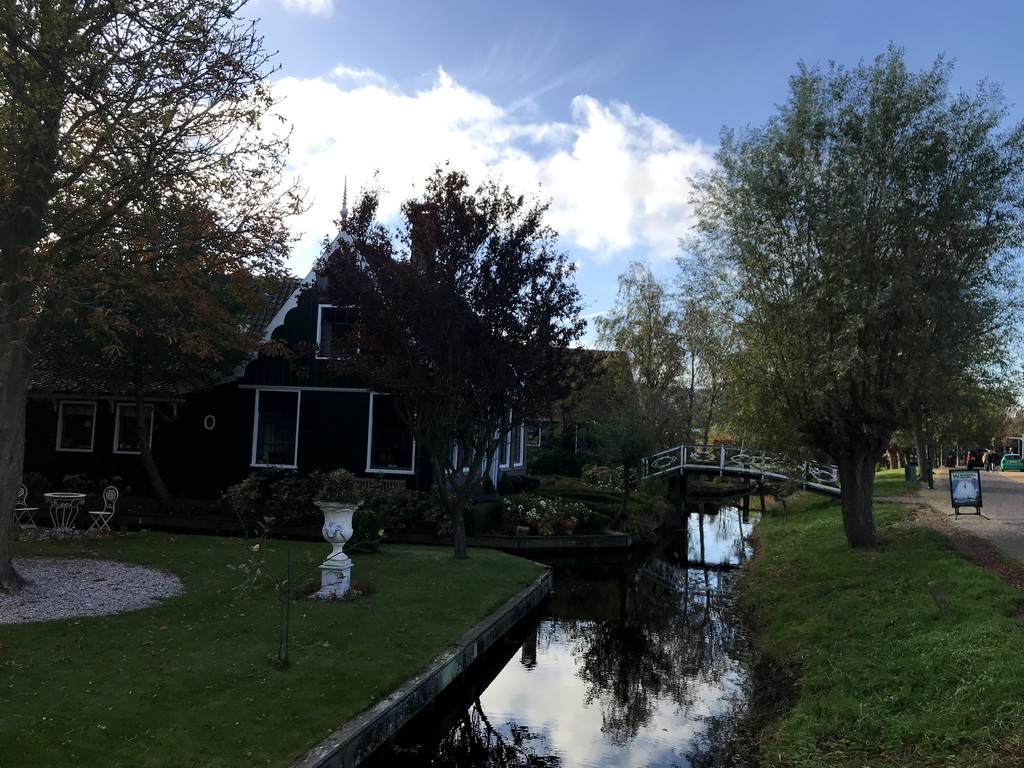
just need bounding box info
[30,274,309,398]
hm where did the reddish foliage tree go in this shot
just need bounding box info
[314,169,584,558]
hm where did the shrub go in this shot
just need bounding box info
[501,494,594,536]
[362,487,447,536]
[345,508,382,554]
[497,472,514,496]
[581,464,622,491]
[482,474,497,496]
[527,448,588,477]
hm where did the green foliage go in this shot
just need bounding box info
[501,494,592,536]
[315,468,363,504]
[346,508,383,554]
[527,447,588,477]
[482,474,497,496]
[688,46,1024,546]
[743,493,1024,765]
[581,464,622,491]
[361,486,447,537]
[5,534,544,767]
[221,468,320,527]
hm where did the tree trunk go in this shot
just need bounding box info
[429,453,470,560]
[132,354,172,508]
[0,341,31,594]
[835,440,882,548]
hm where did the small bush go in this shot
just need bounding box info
[345,508,382,554]
[527,448,588,477]
[501,494,595,536]
[497,472,514,496]
[482,474,497,496]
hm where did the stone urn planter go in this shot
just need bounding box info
[312,469,364,599]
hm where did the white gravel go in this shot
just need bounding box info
[0,557,184,625]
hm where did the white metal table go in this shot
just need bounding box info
[44,492,86,530]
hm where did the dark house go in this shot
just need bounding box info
[25,272,527,500]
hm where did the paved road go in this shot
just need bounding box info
[914,467,1024,565]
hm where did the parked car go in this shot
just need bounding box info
[1000,453,1024,471]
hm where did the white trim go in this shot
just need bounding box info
[513,422,526,468]
[261,270,313,342]
[113,403,154,455]
[316,303,357,359]
[365,393,416,475]
[56,400,96,453]
[251,388,301,469]
[238,384,369,394]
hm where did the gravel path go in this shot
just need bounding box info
[0,557,184,625]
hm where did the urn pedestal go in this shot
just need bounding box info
[313,501,360,599]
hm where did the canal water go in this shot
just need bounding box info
[364,502,758,767]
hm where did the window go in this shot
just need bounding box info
[367,394,414,473]
[114,404,154,454]
[317,305,357,358]
[57,401,96,452]
[252,389,300,467]
[512,422,525,467]
[526,422,542,447]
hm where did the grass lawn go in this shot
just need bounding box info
[2,533,544,768]
[742,492,1024,766]
[871,466,920,497]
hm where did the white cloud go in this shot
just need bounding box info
[279,0,333,15]
[268,66,717,280]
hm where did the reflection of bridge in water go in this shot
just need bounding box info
[643,444,841,497]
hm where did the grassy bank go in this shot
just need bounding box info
[742,488,1024,766]
[2,534,544,767]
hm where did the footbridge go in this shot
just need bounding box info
[642,444,842,497]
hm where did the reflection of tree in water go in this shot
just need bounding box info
[559,546,745,747]
[429,699,561,768]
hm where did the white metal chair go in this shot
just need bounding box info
[87,486,118,532]
[14,484,39,529]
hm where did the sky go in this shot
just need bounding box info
[246,0,1024,342]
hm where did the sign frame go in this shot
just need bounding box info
[949,468,983,516]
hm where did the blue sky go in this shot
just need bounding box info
[249,0,1024,340]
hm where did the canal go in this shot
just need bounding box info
[363,501,759,767]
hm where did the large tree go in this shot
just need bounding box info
[37,197,293,507]
[315,168,584,559]
[595,261,688,448]
[688,46,1024,547]
[0,0,298,592]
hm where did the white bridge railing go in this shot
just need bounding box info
[642,444,841,496]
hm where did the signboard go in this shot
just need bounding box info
[949,469,982,515]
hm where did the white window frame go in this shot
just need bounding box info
[56,401,97,453]
[113,403,155,455]
[316,304,357,359]
[251,388,301,468]
[365,393,416,475]
[512,422,526,468]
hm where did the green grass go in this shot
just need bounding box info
[2,533,544,768]
[743,494,1024,766]
[872,467,921,497]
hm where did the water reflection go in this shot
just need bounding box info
[367,504,758,767]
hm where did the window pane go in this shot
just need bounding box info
[319,306,356,357]
[59,403,95,451]
[116,405,153,453]
[369,395,413,470]
[255,390,299,466]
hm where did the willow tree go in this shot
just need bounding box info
[0,0,299,593]
[316,169,584,559]
[689,46,1024,547]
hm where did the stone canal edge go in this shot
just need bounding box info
[290,567,554,768]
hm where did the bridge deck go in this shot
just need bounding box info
[643,444,841,497]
